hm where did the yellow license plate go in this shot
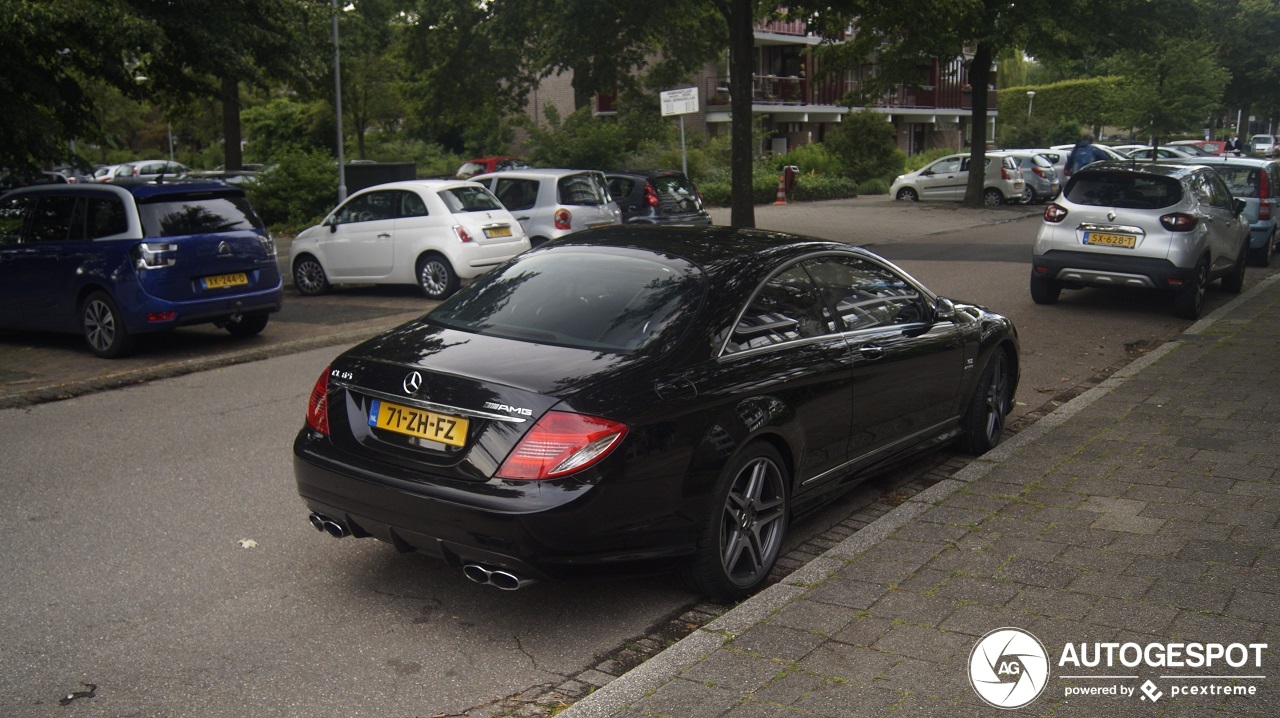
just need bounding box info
[1085,232,1137,248]
[484,226,513,238]
[368,399,468,447]
[203,272,249,289]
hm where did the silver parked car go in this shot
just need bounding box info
[470,169,621,246]
[1168,155,1280,266]
[1031,161,1249,319]
[1003,151,1060,203]
[890,151,1025,207]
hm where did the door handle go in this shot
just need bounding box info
[377,233,392,239]
[859,345,885,360]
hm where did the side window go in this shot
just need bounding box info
[960,157,972,172]
[494,178,539,211]
[27,195,79,243]
[725,264,834,354]
[931,158,960,174]
[1271,166,1280,199]
[398,190,429,218]
[608,178,634,202]
[0,195,35,245]
[1207,174,1233,210]
[86,197,128,238]
[803,255,928,331]
[334,191,396,225]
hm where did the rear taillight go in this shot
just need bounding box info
[1259,171,1272,220]
[307,367,331,436]
[554,208,571,231]
[1043,204,1068,223]
[1002,167,1015,180]
[452,225,474,243]
[496,411,627,480]
[134,241,178,269]
[644,183,659,207]
[1160,213,1199,232]
[1033,167,1048,179]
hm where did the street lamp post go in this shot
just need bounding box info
[332,0,347,203]
[1026,90,1036,118]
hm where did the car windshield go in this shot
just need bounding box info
[1065,171,1183,209]
[428,249,704,353]
[137,193,264,237]
[557,174,610,206]
[439,186,504,213]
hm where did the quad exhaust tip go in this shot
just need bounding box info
[462,563,533,591]
[308,512,350,538]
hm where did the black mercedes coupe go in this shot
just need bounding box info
[294,225,1019,601]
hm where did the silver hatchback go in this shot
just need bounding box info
[471,169,621,247]
[1031,162,1249,319]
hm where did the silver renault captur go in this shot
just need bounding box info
[1031,161,1249,319]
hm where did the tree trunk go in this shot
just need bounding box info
[963,41,992,208]
[222,77,242,171]
[726,0,755,228]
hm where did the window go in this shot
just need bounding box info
[803,255,927,331]
[930,158,961,174]
[557,173,609,206]
[27,195,78,243]
[0,195,34,245]
[439,187,502,213]
[725,264,833,354]
[607,178,636,202]
[86,197,127,238]
[1065,171,1182,209]
[1217,167,1261,199]
[333,191,396,225]
[494,178,539,211]
[138,193,264,237]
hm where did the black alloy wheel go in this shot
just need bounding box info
[958,349,1011,455]
[1173,258,1209,320]
[681,444,789,602]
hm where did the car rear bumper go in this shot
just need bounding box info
[293,430,697,580]
[1032,250,1195,289]
[122,277,284,333]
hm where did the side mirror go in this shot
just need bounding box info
[934,297,957,322]
[1234,198,1247,215]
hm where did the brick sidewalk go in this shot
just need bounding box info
[562,274,1280,718]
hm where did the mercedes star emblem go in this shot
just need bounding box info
[403,371,423,394]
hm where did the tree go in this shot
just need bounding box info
[337,0,408,159]
[1108,39,1227,146]
[0,0,154,169]
[132,0,328,170]
[1217,0,1280,126]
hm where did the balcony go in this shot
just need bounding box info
[704,76,995,111]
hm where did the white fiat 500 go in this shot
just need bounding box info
[290,180,531,300]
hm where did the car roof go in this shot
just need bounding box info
[472,169,602,181]
[1075,160,1203,178]
[349,179,483,193]
[2,179,239,200]
[1164,155,1276,168]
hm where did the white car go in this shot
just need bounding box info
[289,180,531,300]
[1122,146,1195,161]
[470,169,621,246]
[890,151,1025,207]
[1249,134,1277,156]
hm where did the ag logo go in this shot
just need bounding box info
[969,627,1050,709]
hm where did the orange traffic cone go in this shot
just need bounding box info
[773,174,787,205]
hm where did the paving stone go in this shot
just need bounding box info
[986,536,1069,563]
[834,559,917,585]
[830,614,894,647]
[1006,586,1098,621]
[798,642,897,682]
[1056,545,1134,574]
[996,557,1080,589]
[684,649,787,693]
[630,676,741,718]
[1066,571,1155,600]
[1177,539,1260,567]
[1084,598,1178,634]
[794,680,902,718]
[1223,588,1280,624]
[768,596,861,636]
[935,575,1022,605]
[730,623,827,663]
[870,623,972,664]
[866,589,958,627]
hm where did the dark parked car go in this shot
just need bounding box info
[0,181,283,357]
[294,226,1019,601]
[605,170,712,225]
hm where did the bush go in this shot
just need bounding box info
[767,143,844,176]
[904,147,956,172]
[245,148,338,231]
[697,167,857,206]
[857,178,890,195]
[826,110,905,182]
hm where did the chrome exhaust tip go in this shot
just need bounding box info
[462,563,533,591]
[308,513,326,532]
[322,520,350,538]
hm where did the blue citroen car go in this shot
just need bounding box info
[0,181,283,357]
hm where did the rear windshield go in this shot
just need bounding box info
[428,249,703,353]
[1065,171,1183,209]
[439,186,503,213]
[557,173,610,207]
[1215,166,1265,199]
[137,193,264,237]
[651,174,703,214]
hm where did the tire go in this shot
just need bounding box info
[225,313,270,337]
[957,349,1012,455]
[416,254,459,300]
[983,188,1004,207]
[530,236,550,248]
[81,291,135,358]
[1173,257,1208,320]
[1029,272,1061,305]
[1221,242,1247,294]
[896,187,919,202]
[1020,186,1035,204]
[680,443,789,602]
[292,255,330,296]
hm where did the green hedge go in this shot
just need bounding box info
[698,169,858,206]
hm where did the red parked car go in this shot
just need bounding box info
[455,157,529,179]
